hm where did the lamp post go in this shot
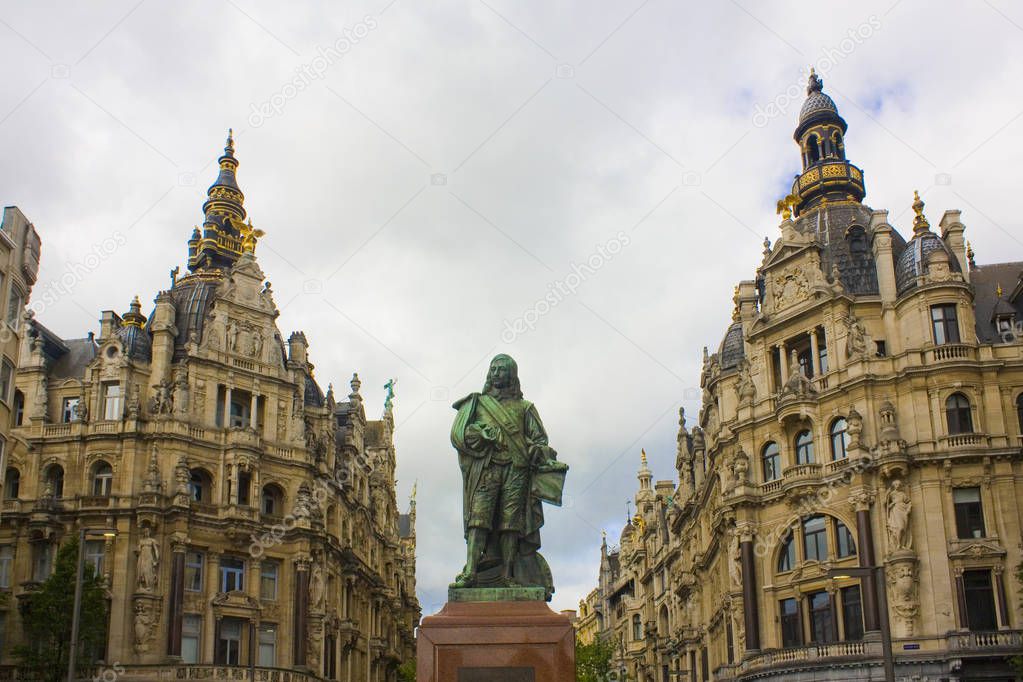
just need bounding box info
[827,566,894,682]
[67,527,117,682]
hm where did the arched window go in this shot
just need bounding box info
[807,135,821,164]
[1016,393,1023,435]
[830,418,849,460]
[3,467,19,499]
[832,131,845,159]
[632,613,643,641]
[45,464,64,499]
[12,390,23,426]
[847,225,867,255]
[187,468,212,503]
[762,442,781,482]
[261,484,284,517]
[777,531,796,572]
[658,604,669,637]
[91,462,113,497]
[945,393,973,435]
[795,430,815,464]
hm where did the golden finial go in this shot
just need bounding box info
[776,194,798,220]
[997,283,1003,298]
[410,480,417,503]
[966,241,976,269]
[238,218,265,254]
[640,448,648,466]
[912,190,930,234]
[225,128,235,155]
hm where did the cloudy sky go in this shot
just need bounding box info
[2,0,1022,615]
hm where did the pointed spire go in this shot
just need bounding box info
[911,190,931,235]
[225,127,235,157]
[966,240,976,269]
[807,67,823,94]
[190,129,248,272]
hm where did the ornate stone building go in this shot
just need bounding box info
[581,73,1023,681]
[0,207,40,487]
[0,133,419,680]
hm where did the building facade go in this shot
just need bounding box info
[581,72,1023,681]
[0,133,419,680]
[0,207,40,488]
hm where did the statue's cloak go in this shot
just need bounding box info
[451,392,566,597]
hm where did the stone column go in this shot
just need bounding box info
[853,493,880,633]
[250,393,259,431]
[994,566,1009,629]
[778,343,788,386]
[810,330,821,376]
[224,386,232,427]
[294,557,311,667]
[166,537,187,658]
[954,568,968,630]
[739,533,761,651]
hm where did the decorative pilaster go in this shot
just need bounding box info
[738,526,761,651]
[166,534,187,658]
[294,555,311,667]
[850,489,879,632]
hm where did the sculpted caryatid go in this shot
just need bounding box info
[450,354,568,597]
[136,527,159,592]
[886,479,912,551]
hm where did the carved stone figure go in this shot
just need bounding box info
[205,325,221,351]
[887,560,919,637]
[249,329,263,359]
[136,527,160,592]
[847,406,863,446]
[309,564,325,610]
[171,366,188,412]
[133,601,154,653]
[731,449,750,484]
[127,383,142,420]
[845,315,868,358]
[33,375,47,419]
[76,393,89,423]
[449,354,568,599]
[728,533,742,587]
[735,358,756,404]
[174,457,190,497]
[228,321,239,351]
[148,380,172,415]
[781,349,816,397]
[886,479,912,551]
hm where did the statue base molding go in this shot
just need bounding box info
[448,586,546,602]
[417,599,575,682]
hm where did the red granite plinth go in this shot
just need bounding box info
[417,599,575,682]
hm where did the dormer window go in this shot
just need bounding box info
[846,225,867,256]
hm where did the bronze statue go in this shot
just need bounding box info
[450,354,568,598]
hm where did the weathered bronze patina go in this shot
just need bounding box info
[450,354,568,599]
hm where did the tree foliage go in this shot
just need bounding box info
[397,660,416,682]
[576,636,615,682]
[14,537,108,682]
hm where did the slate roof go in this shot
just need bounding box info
[894,230,962,296]
[114,324,152,362]
[398,513,412,538]
[718,321,745,370]
[970,261,1023,343]
[159,277,219,361]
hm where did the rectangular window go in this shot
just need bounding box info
[61,397,80,423]
[0,359,13,405]
[835,520,856,559]
[260,561,278,600]
[182,614,201,663]
[954,487,986,539]
[102,383,122,420]
[237,471,251,506]
[0,546,13,588]
[963,569,998,631]
[220,557,245,593]
[931,304,961,345]
[840,585,864,641]
[803,516,828,562]
[216,617,242,665]
[32,543,52,582]
[780,598,802,647]
[6,288,22,327]
[184,551,204,592]
[84,540,104,577]
[258,624,277,666]
[808,590,835,643]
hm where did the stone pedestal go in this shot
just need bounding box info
[417,590,575,682]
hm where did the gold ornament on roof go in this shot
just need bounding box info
[776,194,798,220]
[912,190,930,234]
[237,218,265,254]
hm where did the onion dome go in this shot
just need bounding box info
[796,69,844,135]
[894,191,962,296]
[115,296,152,361]
[717,321,745,370]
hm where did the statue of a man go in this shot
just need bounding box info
[450,354,568,597]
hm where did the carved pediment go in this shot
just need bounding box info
[948,538,1005,560]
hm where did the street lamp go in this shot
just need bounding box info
[827,566,894,682]
[67,527,117,682]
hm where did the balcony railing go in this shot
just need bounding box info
[940,433,989,450]
[948,629,1023,652]
[930,343,976,362]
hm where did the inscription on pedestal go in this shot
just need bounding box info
[457,667,535,682]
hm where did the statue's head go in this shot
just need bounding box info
[484,354,522,400]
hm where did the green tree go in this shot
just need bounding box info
[397,660,416,682]
[576,637,615,682]
[14,537,108,682]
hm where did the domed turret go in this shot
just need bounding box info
[894,191,961,296]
